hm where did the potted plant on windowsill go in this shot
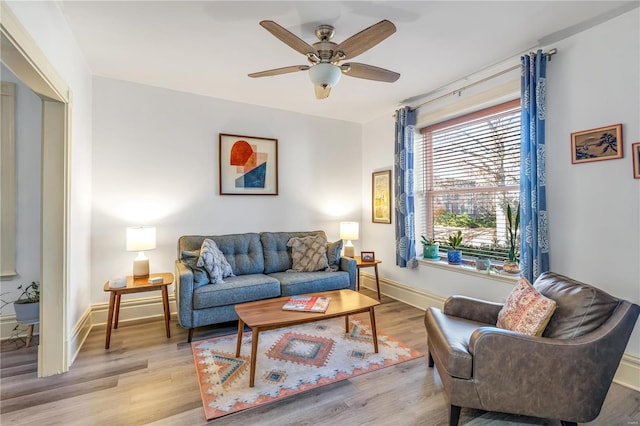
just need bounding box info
[503,203,521,274]
[446,230,463,265]
[421,236,440,260]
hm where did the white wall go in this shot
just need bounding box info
[361,8,640,356]
[5,1,94,333]
[91,77,362,303]
[547,8,639,353]
[0,64,42,314]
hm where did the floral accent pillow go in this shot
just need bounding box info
[196,239,235,284]
[287,235,329,272]
[497,277,557,336]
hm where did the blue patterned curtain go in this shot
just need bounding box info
[520,50,550,281]
[394,107,417,268]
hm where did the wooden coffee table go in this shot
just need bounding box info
[234,289,380,387]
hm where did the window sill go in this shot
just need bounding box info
[418,257,519,284]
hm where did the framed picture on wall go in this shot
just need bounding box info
[570,124,623,164]
[633,142,640,179]
[219,133,278,195]
[372,170,391,223]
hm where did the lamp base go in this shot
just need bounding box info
[344,245,355,258]
[133,258,149,278]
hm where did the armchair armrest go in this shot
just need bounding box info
[340,256,357,290]
[443,295,503,325]
[174,260,194,329]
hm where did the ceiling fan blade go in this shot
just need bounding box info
[260,20,318,57]
[314,84,331,99]
[342,63,400,82]
[333,20,396,60]
[248,65,310,78]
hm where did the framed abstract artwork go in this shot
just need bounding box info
[219,133,278,195]
[570,124,623,164]
[633,142,640,179]
[372,170,391,224]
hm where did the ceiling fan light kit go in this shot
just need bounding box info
[308,63,341,88]
[249,19,400,99]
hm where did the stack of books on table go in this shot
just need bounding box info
[282,296,331,313]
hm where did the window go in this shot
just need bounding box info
[419,99,520,261]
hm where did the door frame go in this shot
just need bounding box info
[1,2,70,376]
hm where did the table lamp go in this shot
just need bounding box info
[126,226,156,277]
[340,221,359,258]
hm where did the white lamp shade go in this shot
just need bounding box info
[126,226,156,251]
[340,222,359,241]
[309,63,342,87]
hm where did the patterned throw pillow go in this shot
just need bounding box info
[287,235,329,272]
[497,277,557,336]
[196,239,235,284]
[326,240,343,271]
[180,250,209,288]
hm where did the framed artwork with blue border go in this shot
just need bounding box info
[570,124,623,164]
[219,133,278,195]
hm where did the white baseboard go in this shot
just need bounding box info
[90,294,177,326]
[360,272,640,391]
[0,313,40,340]
[614,353,640,391]
[69,307,92,365]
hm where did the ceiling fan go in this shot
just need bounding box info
[248,20,400,99]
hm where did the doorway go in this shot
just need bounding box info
[1,4,70,376]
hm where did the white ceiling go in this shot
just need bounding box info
[57,1,636,123]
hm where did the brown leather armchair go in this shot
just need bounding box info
[424,272,639,426]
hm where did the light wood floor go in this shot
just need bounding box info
[1,289,639,426]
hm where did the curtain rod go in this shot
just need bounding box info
[406,48,557,113]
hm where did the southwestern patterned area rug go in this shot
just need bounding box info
[191,317,423,420]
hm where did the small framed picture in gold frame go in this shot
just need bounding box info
[372,170,391,224]
[570,124,623,164]
[632,142,640,179]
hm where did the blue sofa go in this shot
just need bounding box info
[175,230,356,341]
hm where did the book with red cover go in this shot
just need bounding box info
[282,296,331,313]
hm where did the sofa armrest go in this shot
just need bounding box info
[340,256,357,290]
[443,295,503,324]
[174,260,194,329]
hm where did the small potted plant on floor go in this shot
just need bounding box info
[11,281,40,324]
[446,230,463,265]
[503,203,520,274]
[421,235,440,260]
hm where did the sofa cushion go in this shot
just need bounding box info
[261,231,327,274]
[270,271,351,296]
[197,239,235,284]
[193,274,281,309]
[534,272,620,339]
[180,250,209,288]
[326,240,343,271]
[497,277,556,336]
[287,235,329,272]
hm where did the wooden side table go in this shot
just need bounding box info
[354,256,382,300]
[102,272,173,349]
